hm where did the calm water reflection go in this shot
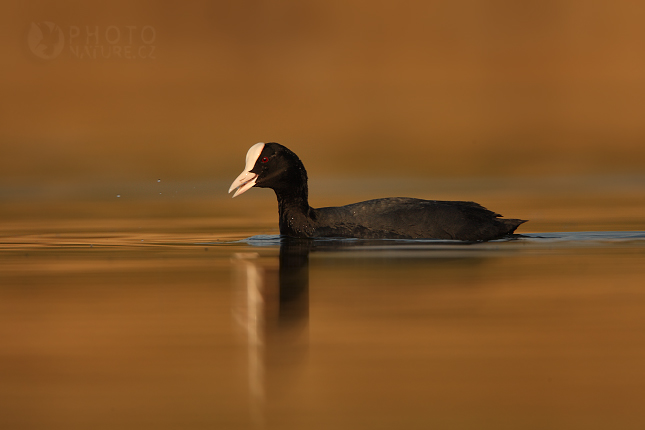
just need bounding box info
[1,189,645,429]
[226,231,645,429]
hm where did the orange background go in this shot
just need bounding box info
[2,0,645,184]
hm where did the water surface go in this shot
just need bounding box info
[1,179,644,430]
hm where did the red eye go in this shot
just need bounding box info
[261,157,269,163]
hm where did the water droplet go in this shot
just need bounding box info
[116,194,121,198]
[157,179,161,182]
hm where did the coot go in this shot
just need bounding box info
[229,142,527,241]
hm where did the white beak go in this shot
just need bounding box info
[228,142,265,198]
[228,171,258,198]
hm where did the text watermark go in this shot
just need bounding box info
[27,22,157,61]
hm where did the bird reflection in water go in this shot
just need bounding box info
[232,236,492,423]
[232,238,311,421]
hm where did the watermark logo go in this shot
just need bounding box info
[28,22,64,60]
[27,22,157,61]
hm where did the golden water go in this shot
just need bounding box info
[1,177,644,430]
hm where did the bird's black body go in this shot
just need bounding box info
[229,142,527,241]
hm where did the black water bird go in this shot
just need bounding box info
[229,142,527,241]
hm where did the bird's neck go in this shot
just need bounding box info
[274,186,315,237]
